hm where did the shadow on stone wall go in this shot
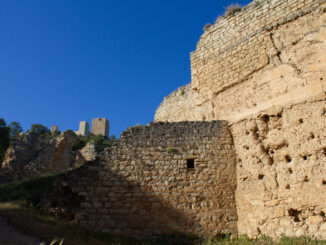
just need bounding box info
[44,161,194,238]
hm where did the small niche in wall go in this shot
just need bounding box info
[187,159,195,169]
[285,155,292,163]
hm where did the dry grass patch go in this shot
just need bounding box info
[0,202,146,245]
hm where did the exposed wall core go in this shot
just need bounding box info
[153,0,326,240]
[155,0,326,123]
[231,100,326,239]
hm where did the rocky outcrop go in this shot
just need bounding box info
[73,142,98,168]
[0,131,78,183]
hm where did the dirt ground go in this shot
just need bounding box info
[0,216,40,245]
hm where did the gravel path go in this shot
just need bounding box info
[0,216,40,245]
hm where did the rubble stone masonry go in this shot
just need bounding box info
[154,84,199,122]
[44,0,326,240]
[49,121,237,238]
[155,0,326,122]
[153,0,326,240]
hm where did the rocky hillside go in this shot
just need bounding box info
[0,131,97,183]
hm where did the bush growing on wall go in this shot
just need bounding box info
[224,4,242,17]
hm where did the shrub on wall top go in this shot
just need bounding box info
[224,4,242,17]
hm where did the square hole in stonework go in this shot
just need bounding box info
[187,159,195,169]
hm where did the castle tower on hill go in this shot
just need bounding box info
[75,121,90,136]
[91,118,109,137]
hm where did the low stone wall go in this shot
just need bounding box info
[47,121,237,238]
[231,100,326,240]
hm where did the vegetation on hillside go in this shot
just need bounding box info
[72,134,116,152]
[0,172,65,206]
[0,119,11,163]
[0,118,61,163]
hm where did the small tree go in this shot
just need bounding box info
[30,124,50,135]
[0,119,10,162]
[9,121,23,139]
[109,135,117,141]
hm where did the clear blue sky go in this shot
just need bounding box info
[1,0,251,137]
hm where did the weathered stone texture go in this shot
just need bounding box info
[91,118,109,137]
[0,131,78,183]
[46,121,237,238]
[154,84,200,122]
[155,0,326,123]
[75,121,90,137]
[153,0,326,240]
[231,100,326,240]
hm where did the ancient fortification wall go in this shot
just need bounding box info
[153,0,326,240]
[232,100,326,239]
[49,122,237,238]
[155,0,326,123]
[154,84,200,122]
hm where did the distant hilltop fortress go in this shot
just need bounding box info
[74,118,109,137]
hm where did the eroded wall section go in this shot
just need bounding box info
[48,121,237,238]
[155,84,199,122]
[231,100,326,239]
[155,0,326,122]
[153,0,326,240]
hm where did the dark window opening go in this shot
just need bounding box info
[187,159,195,169]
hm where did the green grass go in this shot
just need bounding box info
[0,202,149,245]
[167,147,176,153]
[0,172,65,206]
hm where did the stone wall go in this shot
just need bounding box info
[154,0,326,123]
[91,118,109,137]
[155,84,199,122]
[231,100,326,240]
[47,121,237,238]
[152,0,326,240]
